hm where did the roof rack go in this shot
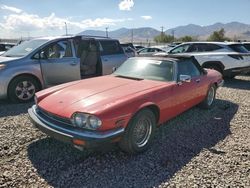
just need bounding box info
[75,34,110,39]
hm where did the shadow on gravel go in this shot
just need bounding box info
[223,76,250,90]
[0,99,33,117]
[27,99,238,188]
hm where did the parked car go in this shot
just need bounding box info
[28,55,224,154]
[137,47,165,56]
[0,42,16,55]
[0,35,127,102]
[155,42,250,78]
[242,42,250,51]
[121,44,138,58]
[134,45,145,51]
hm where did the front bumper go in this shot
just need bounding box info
[224,66,250,76]
[28,105,125,149]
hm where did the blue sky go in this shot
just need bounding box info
[0,0,250,38]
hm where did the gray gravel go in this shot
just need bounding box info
[0,76,249,188]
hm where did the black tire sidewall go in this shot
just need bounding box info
[8,76,39,103]
[120,109,156,154]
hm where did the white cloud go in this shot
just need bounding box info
[0,7,133,38]
[119,0,134,11]
[141,16,152,20]
[1,4,22,13]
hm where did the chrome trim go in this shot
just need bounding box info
[29,105,125,140]
[217,80,224,87]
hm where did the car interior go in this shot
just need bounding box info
[75,39,102,79]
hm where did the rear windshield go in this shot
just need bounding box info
[229,44,249,53]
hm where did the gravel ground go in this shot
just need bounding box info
[0,76,249,188]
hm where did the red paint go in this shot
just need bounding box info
[36,69,222,131]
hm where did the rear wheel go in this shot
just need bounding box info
[8,76,40,103]
[199,84,216,109]
[119,109,156,154]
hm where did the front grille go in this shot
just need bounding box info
[37,107,72,126]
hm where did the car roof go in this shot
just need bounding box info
[180,41,242,45]
[31,34,116,41]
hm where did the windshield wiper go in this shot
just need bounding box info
[115,75,144,80]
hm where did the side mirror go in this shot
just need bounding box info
[112,67,117,73]
[179,74,191,83]
[40,51,47,59]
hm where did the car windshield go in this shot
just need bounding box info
[2,39,49,57]
[113,58,174,82]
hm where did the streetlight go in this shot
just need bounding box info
[65,22,68,36]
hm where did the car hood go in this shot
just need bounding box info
[38,75,169,118]
[0,55,19,63]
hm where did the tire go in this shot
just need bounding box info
[8,76,40,103]
[119,108,156,154]
[199,84,216,109]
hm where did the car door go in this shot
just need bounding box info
[39,39,81,86]
[173,59,206,111]
[99,40,127,75]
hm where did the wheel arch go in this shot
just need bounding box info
[132,103,160,125]
[202,61,225,72]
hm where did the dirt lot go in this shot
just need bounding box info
[0,76,249,187]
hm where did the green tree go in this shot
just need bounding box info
[207,28,231,42]
[154,33,174,43]
[179,35,193,42]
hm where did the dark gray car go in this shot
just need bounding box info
[0,35,127,102]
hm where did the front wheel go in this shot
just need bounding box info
[199,84,216,109]
[8,76,40,103]
[119,109,156,154]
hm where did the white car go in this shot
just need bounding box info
[156,42,250,78]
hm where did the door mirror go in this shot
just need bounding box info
[112,67,117,73]
[179,74,191,82]
[40,51,47,59]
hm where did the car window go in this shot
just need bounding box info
[243,44,250,51]
[170,44,191,54]
[99,40,123,55]
[178,60,201,78]
[41,40,73,59]
[229,44,249,53]
[139,48,148,53]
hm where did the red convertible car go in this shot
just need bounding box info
[28,56,224,154]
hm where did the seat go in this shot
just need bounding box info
[81,43,98,75]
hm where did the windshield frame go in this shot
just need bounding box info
[113,58,176,82]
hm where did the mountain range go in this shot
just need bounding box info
[79,22,250,42]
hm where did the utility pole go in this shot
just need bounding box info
[160,26,164,43]
[64,22,68,36]
[105,27,109,37]
[172,30,175,42]
[131,29,134,43]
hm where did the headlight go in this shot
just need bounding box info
[0,64,6,70]
[72,113,102,130]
